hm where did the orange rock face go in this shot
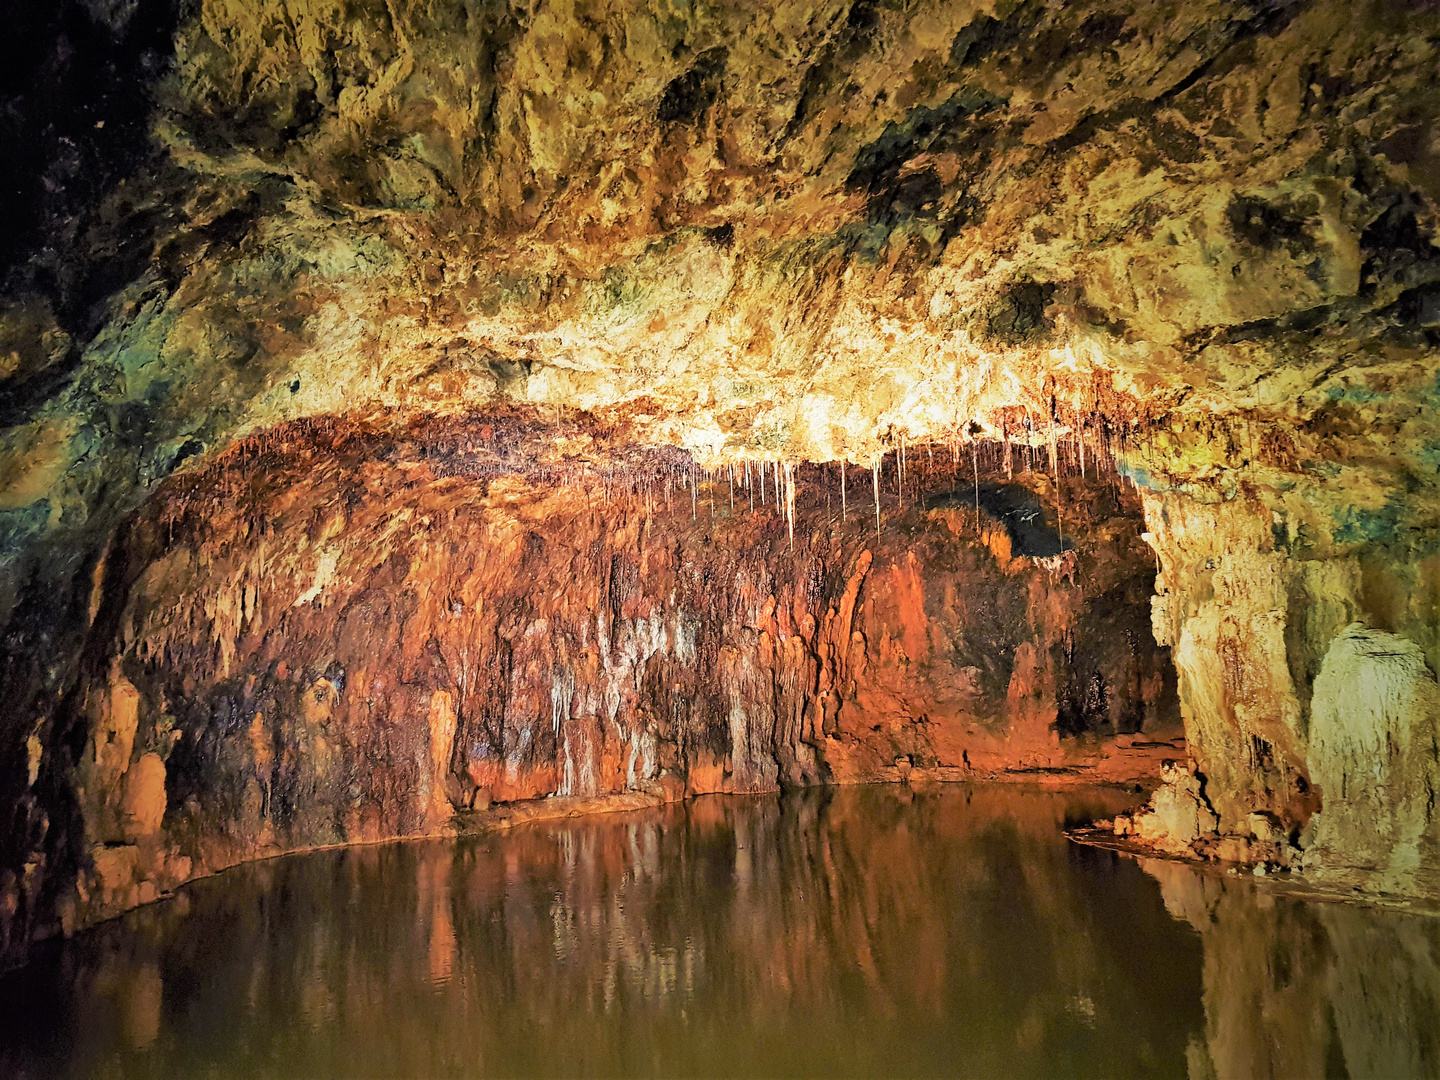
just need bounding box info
[38,410,1176,930]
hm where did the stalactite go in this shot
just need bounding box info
[872,457,881,537]
[898,439,906,512]
[971,440,980,531]
[783,461,795,550]
[841,459,847,523]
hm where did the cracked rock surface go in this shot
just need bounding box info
[2,0,1438,962]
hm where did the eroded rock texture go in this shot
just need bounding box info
[46,411,1173,932]
[2,0,1439,960]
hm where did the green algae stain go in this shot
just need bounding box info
[1416,441,1440,474]
[1324,383,1384,406]
[1332,499,1402,546]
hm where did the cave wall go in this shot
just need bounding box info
[25,413,1173,938]
[1138,456,1440,892]
[0,0,1438,963]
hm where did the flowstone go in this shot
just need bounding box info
[1304,624,1440,893]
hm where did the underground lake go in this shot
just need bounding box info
[4,785,1439,1079]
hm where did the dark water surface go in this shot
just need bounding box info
[3,786,1438,1078]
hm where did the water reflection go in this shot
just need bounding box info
[1,787,1435,1077]
[1143,858,1440,1080]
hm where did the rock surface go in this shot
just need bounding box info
[45,409,1175,933]
[1,0,1438,961]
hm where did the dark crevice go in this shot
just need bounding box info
[0,0,182,295]
[657,47,728,125]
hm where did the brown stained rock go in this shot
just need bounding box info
[35,417,1175,933]
[89,845,137,906]
[92,675,141,790]
[426,690,458,826]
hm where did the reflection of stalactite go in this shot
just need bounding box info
[14,788,1245,1075]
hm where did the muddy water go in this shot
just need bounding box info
[2,786,1437,1079]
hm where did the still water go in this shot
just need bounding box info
[3,786,1439,1079]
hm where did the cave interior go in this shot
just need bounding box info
[0,0,1438,980]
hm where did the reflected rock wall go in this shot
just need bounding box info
[1143,857,1440,1080]
[2,788,1205,1078]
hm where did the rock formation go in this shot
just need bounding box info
[49,409,1177,933]
[2,0,1437,963]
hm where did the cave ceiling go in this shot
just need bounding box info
[0,0,1435,629]
[2,0,1435,473]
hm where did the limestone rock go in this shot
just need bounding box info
[120,753,167,840]
[1130,762,1220,854]
[1304,624,1440,892]
[2,0,1440,965]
